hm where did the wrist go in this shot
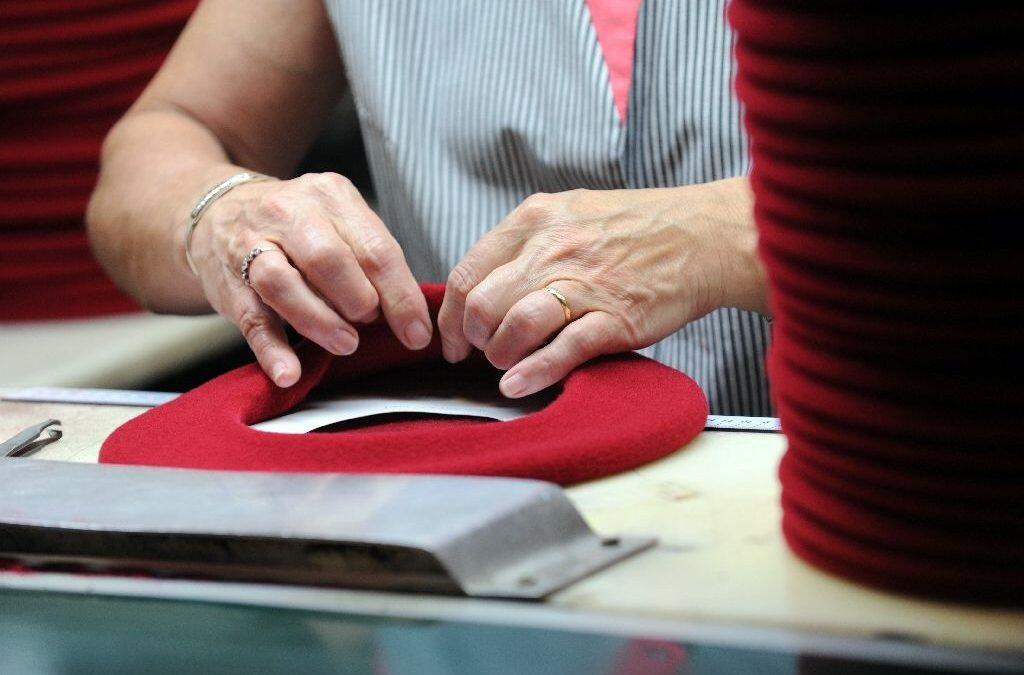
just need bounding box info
[184,170,272,276]
[723,238,768,315]
[694,177,769,315]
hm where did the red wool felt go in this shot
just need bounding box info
[730,0,1024,604]
[100,284,708,485]
[0,0,197,320]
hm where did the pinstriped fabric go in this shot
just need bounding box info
[626,0,770,415]
[323,0,771,415]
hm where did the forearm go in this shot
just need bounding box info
[86,0,345,314]
[86,105,248,313]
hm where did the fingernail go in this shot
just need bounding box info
[405,320,432,349]
[271,363,289,386]
[333,330,358,356]
[501,372,527,398]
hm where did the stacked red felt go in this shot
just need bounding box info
[100,284,709,484]
[730,0,1024,603]
[0,0,196,320]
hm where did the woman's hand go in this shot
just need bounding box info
[436,177,765,398]
[188,171,432,387]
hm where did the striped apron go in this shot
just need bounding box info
[323,0,771,415]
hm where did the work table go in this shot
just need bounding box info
[0,397,1022,667]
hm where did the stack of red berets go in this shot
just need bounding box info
[0,0,196,319]
[729,0,1024,603]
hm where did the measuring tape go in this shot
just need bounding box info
[4,388,781,432]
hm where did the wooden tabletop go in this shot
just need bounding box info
[1,398,1022,655]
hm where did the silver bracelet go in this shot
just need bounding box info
[185,171,270,276]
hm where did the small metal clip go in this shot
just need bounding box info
[0,419,62,458]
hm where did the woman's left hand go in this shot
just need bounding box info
[436,177,767,398]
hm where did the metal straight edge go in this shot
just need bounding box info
[0,460,653,600]
[3,387,782,431]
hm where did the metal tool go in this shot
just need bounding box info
[704,415,781,432]
[0,419,62,458]
[3,387,176,408]
[0,461,653,599]
[3,388,783,431]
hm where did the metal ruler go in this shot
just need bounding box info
[4,387,178,408]
[4,387,781,432]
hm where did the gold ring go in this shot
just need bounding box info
[545,286,572,324]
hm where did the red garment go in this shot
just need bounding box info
[730,1,1024,603]
[100,284,708,484]
[0,0,197,320]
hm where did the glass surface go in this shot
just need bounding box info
[0,589,1014,675]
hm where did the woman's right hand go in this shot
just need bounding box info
[187,171,432,387]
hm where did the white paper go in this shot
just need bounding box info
[251,394,536,433]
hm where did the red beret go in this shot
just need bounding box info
[100,284,708,485]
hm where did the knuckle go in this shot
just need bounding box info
[385,287,421,319]
[596,316,633,352]
[563,188,588,209]
[303,243,336,277]
[250,260,290,297]
[519,192,553,221]
[465,289,496,327]
[531,353,557,378]
[538,230,590,266]
[575,326,606,356]
[307,171,352,194]
[357,232,399,275]
[255,193,292,222]
[523,192,552,210]
[236,307,273,346]
[436,300,460,332]
[447,263,477,298]
[226,228,250,259]
[509,302,544,335]
[610,310,645,347]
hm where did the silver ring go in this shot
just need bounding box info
[241,245,278,287]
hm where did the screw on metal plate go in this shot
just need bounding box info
[0,419,62,458]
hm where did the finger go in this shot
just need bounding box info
[499,312,624,398]
[484,287,571,370]
[247,246,360,356]
[462,261,536,352]
[347,219,432,351]
[285,223,380,323]
[231,295,301,388]
[438,231,522,363]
